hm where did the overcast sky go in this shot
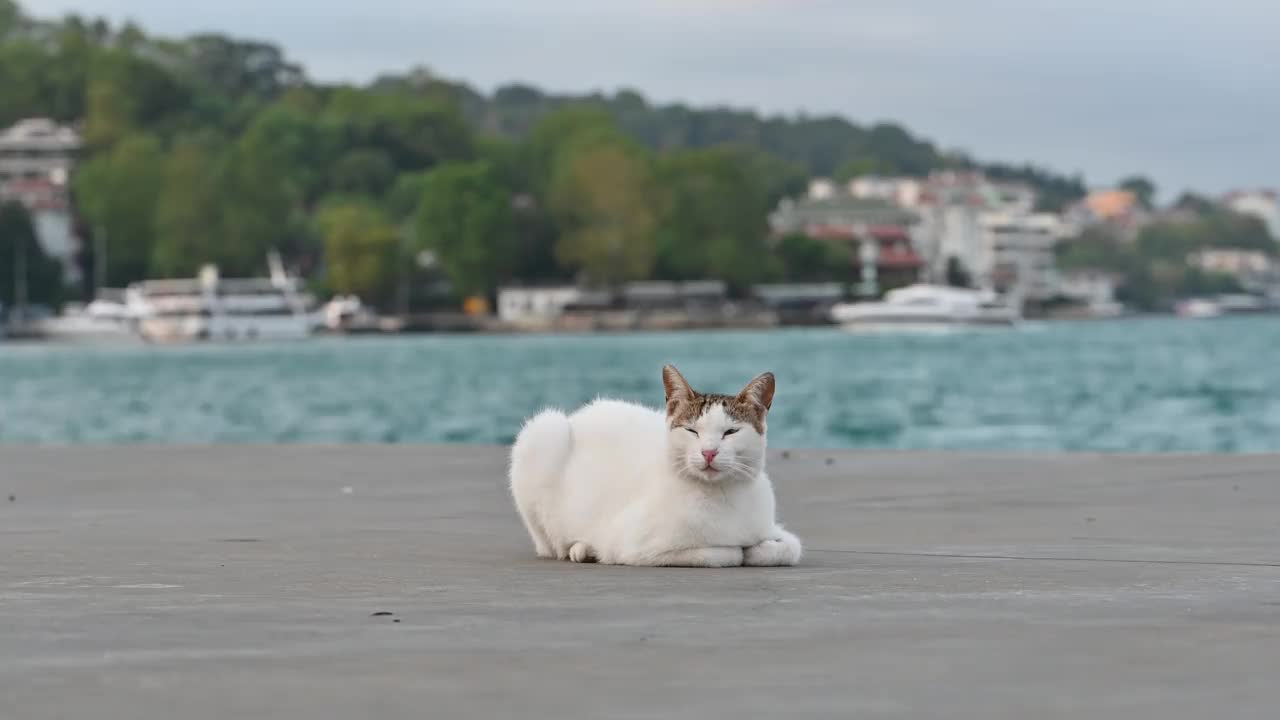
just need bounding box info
[25,0,1280,198]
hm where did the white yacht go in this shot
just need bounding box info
[1175,294,1270,319]
[34,297,139,343]
[829,284,1020,331]
[126,255,319,343]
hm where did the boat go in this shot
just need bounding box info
[126,254,319,343]
[33,297,139,343]
[1175,294,1271,319]
[829,283,1020,330]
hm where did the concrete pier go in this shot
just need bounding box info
[3,446,1278,718]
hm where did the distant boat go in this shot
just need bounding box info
[829,284,1020,331]
[1175,294,1271,319]
[33,298,139,343]
[126,254,319,343]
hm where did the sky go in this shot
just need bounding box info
[24,0,1280,198]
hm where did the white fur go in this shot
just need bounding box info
[509,395,801,567]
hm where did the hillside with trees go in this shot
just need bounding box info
[2,0,1093,309]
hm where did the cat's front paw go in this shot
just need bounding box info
[743,530,802,567]
[567,542,597,563]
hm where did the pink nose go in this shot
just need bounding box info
[701,449,718,465]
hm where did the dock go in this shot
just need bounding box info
[3,446,1278,718]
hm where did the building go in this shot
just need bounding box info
[910,171,1039,284]
[1063,189,1149,240]
[752,282,844,325]
[847,176,923,207]
[0,176,81,284]
[979,211,1066,303]
[496,287,584,325]
[1189,249,1278,296]
[497,281,730,325]
[1223,190,1280,241]
[769,194,924,294]
[1057,270,1124,316]
[1191,249,1272,277]
[621,281,728,310]
[0,118,81,184]
[0,119,84,286]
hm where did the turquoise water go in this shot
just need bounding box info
[2,318,1279,451]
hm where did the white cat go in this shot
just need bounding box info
[508,365,801,567]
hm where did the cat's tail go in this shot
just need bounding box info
[509,409,574,490]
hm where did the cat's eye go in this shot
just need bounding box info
[723,428,740,437]
[684,427,698,436]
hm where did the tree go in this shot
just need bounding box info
[772,233,845,282]
[0,201,63,309]
[238,102,342,205]
[1174,192,1218,215]
[521,105,618,199]
[834,157,887,182]
[82,49,191,148]
[316,199,400,305]
[549,134,657,286]
[72,132,165,285]
[1119,175,1157,210]
[323,89,474,173]
[1,0,23,39]
[219,142,298,273]
[945,257,973,288]
[151,135,225,276]
[654,148,772,288]
[181,34,304,100]
[331,148,397,196]
[386,170,430,220]
[413,161,515,297]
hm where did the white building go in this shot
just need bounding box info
[979,211,1065,302]
[0,176,81,284]
[1189,249,1278,296]
[0,118,81,184]
[1058,270,1124,315]
[497,287,583,325]
[1223,190,1280,242]
[847,176,922,207]
[806,178,837,200]
[910,172,1040,285]
[1191,249,1272,276]
[0,119,84,286]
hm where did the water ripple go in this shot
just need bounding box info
[2,317,1279,451]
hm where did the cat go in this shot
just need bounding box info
[508,364,802,567]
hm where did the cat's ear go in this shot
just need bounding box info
[662,364,693,405]
[737,371,775,411]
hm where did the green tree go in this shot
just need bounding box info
[1174,192,1217,215]
[0,0,21,37]
[317,199,400,305]
[834,157,887,183]
[0,201,63,309]
[1118,175,1157,210]
[526,106,617,183]
[549,133,657,286]
[220,141,297,273]
[772,233,845,282]
[945,257,973,288]
[72,132,165,285]
[654,148,772,287]
[331,148,397,196]
[323,88,474,173]
[151,135,225,276]
[414,161,515,297]
[238,102,342,205]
